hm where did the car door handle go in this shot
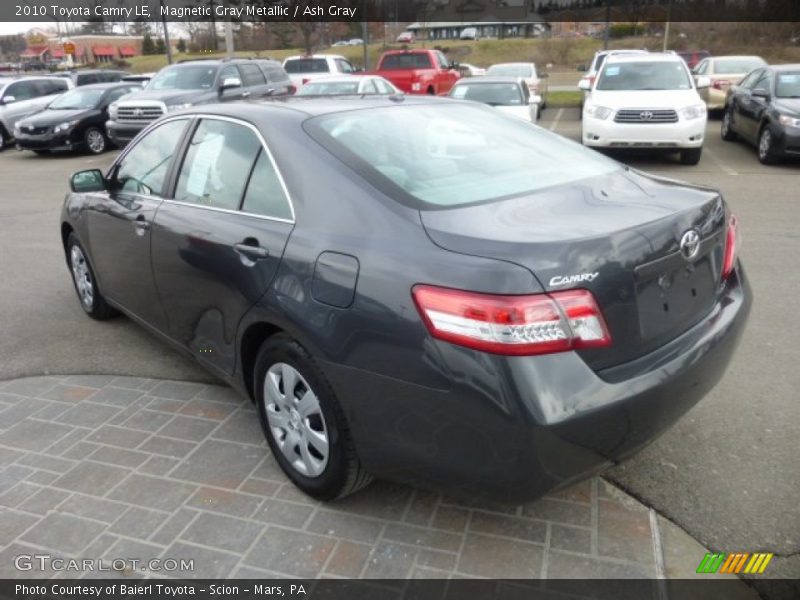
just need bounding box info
[234,242,268,259]
[134,215,150,232]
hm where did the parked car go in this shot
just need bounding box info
[122,72,156,87]
[348,38,365,46]
[580,52,710,164]
[0,76,71,151]
[368,49,460,95]
[677,50,712,70]
[57,69,129,87]
[578,49,649,116]
[721,64,800,164]
[396,31,416,44]
[332,41,349,47]
[692,55,767,111]
[460,27,479,40]
[14,82,141,155]
[297,75,399,96]
[458,63,486,77]
[61,97,750,501]
[486,62,548,109]
[283,54,358,87]
[448,76,538,122]
[106,58,293,147]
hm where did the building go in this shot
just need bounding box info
[19,29,173,65]
[407,0,549,40]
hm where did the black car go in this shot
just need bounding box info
[15,83,141,154]
[52,69,129,87]
[106,58,294,147]
[722,64,800,163]
[61,98,751,502]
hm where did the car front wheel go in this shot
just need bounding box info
[757,126,778,165]
[84,127,107,154]
[254,334,372,500]
[66,233,116,320]
[721,109,737,141]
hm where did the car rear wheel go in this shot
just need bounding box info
[84,127,106,154]
[680,147,703,165]
[0,126,8,151]
[721,109,737,141]
[66,233,116,320]
[254,334,372,500]
[757,126,778,165]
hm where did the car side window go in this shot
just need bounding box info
[739,69,761,90]
[374,79,393,94]
[79,73,99,85]
[5,80,39,101]
[264,66,288,84]
[219,65,241,85]
[361,79,378,94]
[240,64,266,86]
[241,148,292,220]
[754,71,773,93]
[105,87,135,104]
[174,119,261,211]
[695,60,709,75]
[115,119,188,197]
[435,51,449,69]
[335,59,355,74]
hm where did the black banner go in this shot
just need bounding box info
[2,0,800,23]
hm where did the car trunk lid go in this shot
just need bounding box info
[419,169,728,370]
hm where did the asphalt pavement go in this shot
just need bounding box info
[0,111,797,594]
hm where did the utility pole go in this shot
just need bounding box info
[603,0,611,50]
[225,22,234,58]
[159,0,173,64]
[662,0,673,52]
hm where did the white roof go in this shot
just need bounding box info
[606,52,683,64]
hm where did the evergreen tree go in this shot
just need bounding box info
[155,38,167,54]
[176,38,187,53]
[142,32,156,55]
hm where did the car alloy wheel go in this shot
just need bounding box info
[264,362,329,477]
[721,110,736,141]
[85,128,106,154]
[758,127,777,164]
[70,244,94,310]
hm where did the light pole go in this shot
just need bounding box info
[159,0,173,63]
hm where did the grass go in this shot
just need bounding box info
[546,90,582,108]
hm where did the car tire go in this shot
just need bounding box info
[757,125,778,165]
[66,233,117,320]
[721,109,737,141]
[84,127,107,155]
[680,147,703,165]
[254,334,372,500]
[33,150,49,155]
[0,125,8,151]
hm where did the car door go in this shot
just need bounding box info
[238,63,271,98]
[86,118,191,331]
[150,116,294,375]
[739,70,772,141]
[728,68,760,137]
[218,65,246,101]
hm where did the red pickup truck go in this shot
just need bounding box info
[369,49,460,95]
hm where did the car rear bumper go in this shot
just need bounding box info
[324,265,751,502]
[106,119,146,146]
[706,86,728,110]
[583,116,706,149]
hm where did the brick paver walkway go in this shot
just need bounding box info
[0,375,715,580]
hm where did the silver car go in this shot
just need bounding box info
[0,77,70,150]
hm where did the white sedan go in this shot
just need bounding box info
[297,75,400,96]
[448,77,539,123]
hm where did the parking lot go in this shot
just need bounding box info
[0,108,797,590]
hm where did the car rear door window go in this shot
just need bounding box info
[5,80,38,101]
[240,64,266,86]
[115,119,188,196]
[174,119,261,211]
[241,149,292,221]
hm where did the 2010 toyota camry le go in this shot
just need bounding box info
[60,97,752,502]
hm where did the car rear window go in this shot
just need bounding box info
[714,58,765,74]
[284,59,330,74]
[488,64,533,78]
[379,54,432,70]
[306,104,618,210]
[450,82,523,105]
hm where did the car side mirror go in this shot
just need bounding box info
[220,77,242,91]
[695,75,711,89]
[530,95,542,105]
[578,79,591,91]
[751,88,770,99]
[450,62,460,70]
[2,95,16,104]
[70,169,106,193]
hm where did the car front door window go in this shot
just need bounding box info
[115,119,188,196]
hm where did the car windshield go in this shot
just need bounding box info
[308,104,618,209]
[596,61,692,91]
[488,64,533,78]
[49,88,104,109]
[714,58,765,74]
[775,71,800,98]
[284,59,330,74]
[298,81,361,95]
[450,82,523,106]
[380,54,432,69]
[149,66,216,90]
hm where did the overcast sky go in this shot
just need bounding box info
[0,22,43,36]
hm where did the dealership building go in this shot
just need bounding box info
[20,30,148,64]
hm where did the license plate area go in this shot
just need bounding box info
[634,251,717,341]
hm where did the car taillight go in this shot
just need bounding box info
[721,214,739,279]
[412,285,611,356]
[302,78,310,85]
[712,79,731,90]
[288,84,297,95]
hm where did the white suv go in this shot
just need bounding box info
[580,53,710,165]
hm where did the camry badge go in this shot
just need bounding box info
[549,272,599,287]
[680,230,701,261]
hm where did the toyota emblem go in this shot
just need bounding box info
[639,110,654,120]
[679,230,701,261]
[133,108,143,117]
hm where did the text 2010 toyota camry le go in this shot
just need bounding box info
[60,97,751,502]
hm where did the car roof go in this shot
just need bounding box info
[454,76,523,85]
[489,62,534,67]
[595,49,648,57]
[284,54,345,60]
[770,64,800,71]
[606,52,684,64]
[712,55,765,62]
